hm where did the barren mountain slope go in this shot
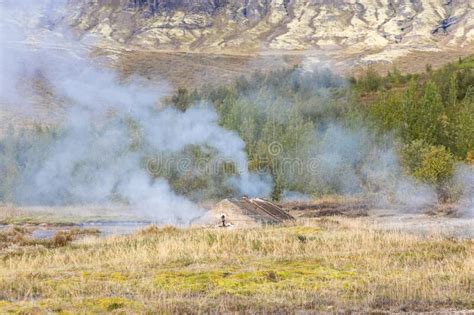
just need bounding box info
[67,0,474,62]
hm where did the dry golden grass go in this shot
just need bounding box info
[112,48,474,90]
[112,50,303,88]
[0,218,472,313]
[352,47,474,77]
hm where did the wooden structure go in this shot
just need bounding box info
[210,197,294,227]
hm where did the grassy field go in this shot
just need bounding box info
[112,50,303,89]
[111,48,474,89]
[0,218,472,313]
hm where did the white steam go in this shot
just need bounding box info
[307,124,437,208]
[0,0,270,222]
[1,0,471,223]
[454,164,474,217]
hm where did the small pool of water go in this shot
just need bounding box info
[80,220,154,236]
[4,221,155,239]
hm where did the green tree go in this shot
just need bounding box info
[451,87,474,158]
[401,140,455,202]
[447,74,458,107]
[358,67,384,93]
[405,81,444,145]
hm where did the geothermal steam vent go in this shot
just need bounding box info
[210,197,294,227]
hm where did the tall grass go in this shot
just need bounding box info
[0,219,472,313]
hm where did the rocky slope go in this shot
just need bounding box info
[66,0,473,62]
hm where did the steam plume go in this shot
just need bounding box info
[0,0,270,222]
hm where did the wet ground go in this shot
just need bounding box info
[0,220,154,239]
[367,209,474,239]
[1,205,472,240]
[283,200,474,239]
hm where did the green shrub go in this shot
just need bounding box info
[401,140,455,201]
[357,67,384,92]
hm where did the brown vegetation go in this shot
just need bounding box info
[113,50,302,89]
[283,196,369,218]
[0,226,99,253]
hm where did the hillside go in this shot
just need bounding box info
[67,0,474,64]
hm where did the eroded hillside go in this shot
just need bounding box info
[67,0,474,62]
